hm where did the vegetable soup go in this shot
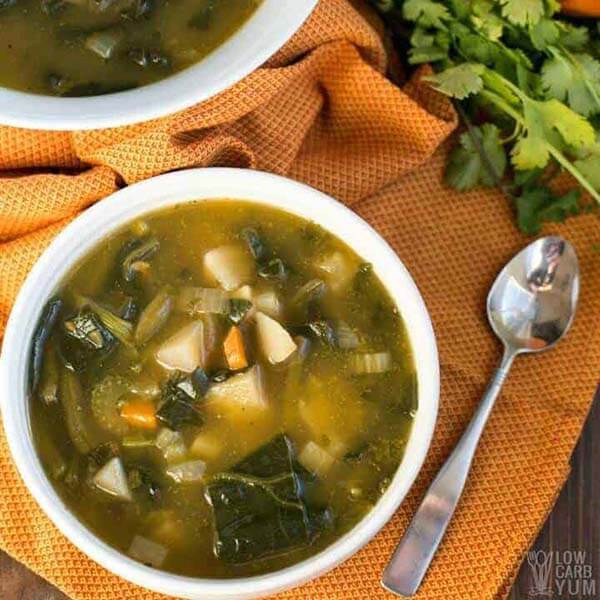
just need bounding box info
[29,200,417,577]
[0,0,260,96]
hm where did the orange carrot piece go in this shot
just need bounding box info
[223,326,248,371]
[561,0,600,16]
[120,401,158,430]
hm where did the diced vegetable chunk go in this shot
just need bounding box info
[315,251,355,292]
[176,287,229,315]
[254,289,282,318]
[135,289,173,345]
[205,365,266,420]
[350,352,392,374]
[298,441,335,477]
[120,401,157,430]
[155,321,205,373]
[38,343,60,405]
[93,457,132,501]
[165,459,206,483]
[155,428,187,464]
[336,321,361,349]
[128,535,167,568]
[231,286,281,319]
[60,369,94,453]
[223,326,248,371]
[203,245,255,291]
[255,311,297,364]
[231,285,252,302]
[85,30,123,60]
[91,375,131,436]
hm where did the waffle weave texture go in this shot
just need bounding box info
[0,1,598,599]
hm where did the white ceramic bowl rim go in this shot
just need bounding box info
[0,168,439,599]
[0,0,318,131]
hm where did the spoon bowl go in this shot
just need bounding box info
[488,236,579,354]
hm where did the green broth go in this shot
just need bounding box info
[30,200,417,577]
[0,0,260,95]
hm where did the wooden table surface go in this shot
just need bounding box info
[2,387,598,600]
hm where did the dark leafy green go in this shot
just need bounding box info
[205,435,327,564]
[29,298,63,394]
[293,320,337,348]
[241,227,289,281]
[240,227,267,261]
[60,309,117,371]
[228,298,252,324]
[258,257,288,281]
[516,187,581,235]
[120,237,160,283]
[156,374,204,430]
[63,311,116,351]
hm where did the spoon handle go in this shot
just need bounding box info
[381,349,515,597]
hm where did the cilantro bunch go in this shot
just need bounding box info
[371,0,600,234]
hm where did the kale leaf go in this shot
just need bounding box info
[205,434,331,564]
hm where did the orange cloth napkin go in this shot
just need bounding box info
[0,1,598,599]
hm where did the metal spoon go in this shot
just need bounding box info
[382,236,580,597]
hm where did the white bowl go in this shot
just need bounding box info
[0,168,439,599]
[0,0,317,131]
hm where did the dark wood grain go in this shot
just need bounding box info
[509,386,600,600]
[2,387,599,600]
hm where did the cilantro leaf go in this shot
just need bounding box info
[512,136,550,170]
[445,124,507,190]
[424,63,484,99]
[403,0,450,29]
[499,0,545,27]
[541,53,600,117]
[529,19,559,50]
[470,0,504,41]
[516,187,581,235]
[408,27,450,64]
[574,147,600,191]
[511,97,595,171]
[559,23,589,51]
[538,99,596,149]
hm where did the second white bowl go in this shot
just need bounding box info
[0,0,317,130]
